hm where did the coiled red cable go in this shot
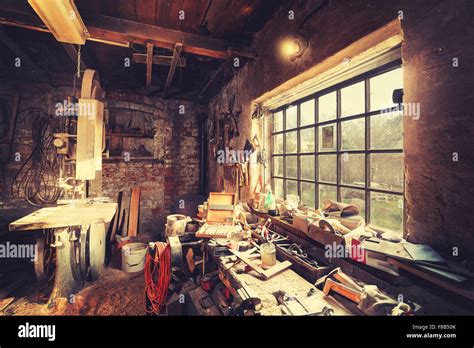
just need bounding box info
[144,242,171,315]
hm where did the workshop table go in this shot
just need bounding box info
[207,241,353,316]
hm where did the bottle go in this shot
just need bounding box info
[264,187,277,216]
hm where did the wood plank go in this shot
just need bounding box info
[387,258,474,301]
[145,41,153,94]
[109,191,123,242]
[119,190,131,237]
[132,53,186,67]
[162,43,183,97]
[128,187,141,237]
[9,203,118,231]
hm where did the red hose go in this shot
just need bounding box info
[144,242,171,315]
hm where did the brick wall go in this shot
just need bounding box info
[207,0,474,256]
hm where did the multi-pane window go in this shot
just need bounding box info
[271,63,404,232]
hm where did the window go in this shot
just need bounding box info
[271,63,403,232]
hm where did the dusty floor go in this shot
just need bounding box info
[2,268,145,316]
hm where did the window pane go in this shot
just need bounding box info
[300,155,314,180]
[273,134,283,154]
[273,111,283,132]
[300,127,315,152]
[301,182,315,208]
[341,187,365,217]
[286,156,297,178]
[370,192,403,232]
[286,180,298,197]
[370,153,404,192]
[341,154,365,186]
[318,124,336,151]
[318,92,337,122]
[370,112,403,149]
[286,105,298,130]
[319,184,337,208]
[273,156,283,177]
[274,178,284,199]
[341,81,365,117]
[286,131,297,153]
[300,99,315,126]
[341,118,365,150]
[370,68,403,112]
[319,155,337,182]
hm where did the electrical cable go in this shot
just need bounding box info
[144,242,171,315]
[10,109,61,206]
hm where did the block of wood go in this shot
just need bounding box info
[9,203,118,231]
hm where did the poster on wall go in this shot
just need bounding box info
[321,125,335,149]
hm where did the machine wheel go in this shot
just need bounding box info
[34,229,56,282]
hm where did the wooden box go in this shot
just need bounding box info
[207,192,235,224]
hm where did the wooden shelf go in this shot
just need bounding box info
[106,132,154,139]
[103,157,164,164]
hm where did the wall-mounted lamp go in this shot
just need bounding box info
[280,34,308,62]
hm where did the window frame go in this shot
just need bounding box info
[271,60,404,228]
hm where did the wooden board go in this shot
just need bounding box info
[207,192,235,224]
[128,187,141,237]
[387,258,474,301]
[9,203,118,231]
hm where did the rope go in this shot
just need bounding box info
[144,242,171,315]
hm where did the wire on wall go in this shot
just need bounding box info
[11,109,61,206]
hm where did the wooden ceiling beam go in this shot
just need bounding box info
[162,43,183,98]
[0,3,256,59]
[84,15,255,59]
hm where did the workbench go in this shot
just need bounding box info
[206,242,353,316]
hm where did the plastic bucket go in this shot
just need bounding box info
[121,242,147,273]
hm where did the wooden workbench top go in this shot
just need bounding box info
[9,203,118,231]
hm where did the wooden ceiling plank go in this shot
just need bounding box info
[145,41,153,94]
[196,55,231,101]
[162,42,183,97]
[0,27,50,79]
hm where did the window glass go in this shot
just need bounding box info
[370,153,404,192]
[286,105,298,130]
[370,192,403,231]
[318,92,337,122]
[300,155,315,180]
[370,112,403,149]
[319,185,337,207]
[300,99,315,126]
[300,127,315,152]
[273,133,283,154]
[319,155,337,182]
[301,182,315,208]
[286,131,297,153]
[341,81,365,117]
[286,180,298,197]
[370,68,403,112]
[341,154,365,186]
[273,111,283,132]
[341,118,365,150]
[286,156,297,179]
[274,178,284,199]
[273,156,283,177]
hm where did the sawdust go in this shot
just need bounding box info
[3,268,146,316]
